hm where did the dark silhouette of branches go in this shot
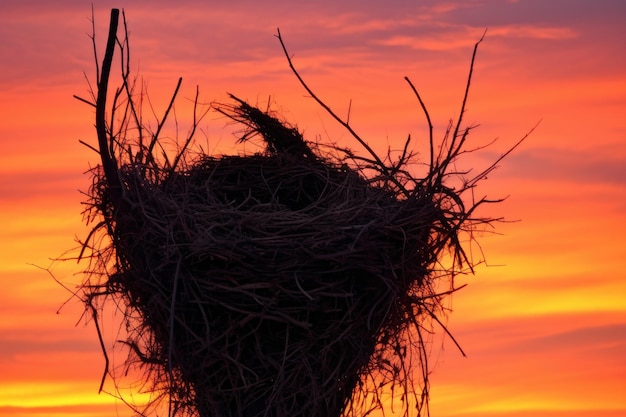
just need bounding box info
[71,9,529,417]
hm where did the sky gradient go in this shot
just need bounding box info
[1,1,625,416]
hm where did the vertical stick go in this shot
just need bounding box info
[96,9,121,195]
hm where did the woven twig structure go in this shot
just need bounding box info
[76,9,523,417]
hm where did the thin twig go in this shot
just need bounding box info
[73,94,96,107]
[90,4,100,85]
[404,77,434,174]
[147,77,183,156]
[275,28,409,197]
[87,298,110,393]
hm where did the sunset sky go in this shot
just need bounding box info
[1,0,625,416]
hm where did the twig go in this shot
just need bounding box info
[73,94,96,108]
[428,31,486,186]
[87,297,111,393]
[468,121,539,186]
[452,30,487,151]
[275,28,409,197]
[404,77,434,173]
[89,4,100,86]
[170,85,205,172]
[147,77,183,156]
[119,10,145,157]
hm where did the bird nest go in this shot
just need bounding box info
[75,9,525,417]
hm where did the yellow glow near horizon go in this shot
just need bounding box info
[0,383,116,408]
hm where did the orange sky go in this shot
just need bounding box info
[1,1,625,416]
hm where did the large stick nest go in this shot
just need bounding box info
[75,9,526,417]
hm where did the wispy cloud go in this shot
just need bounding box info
[430,311,626,415]
[488,24,578,40]
[496,146,626,185]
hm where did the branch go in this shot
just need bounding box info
[119,10,145,159]
[147,77,183,156]
[452,30,486,152]
[468,120,540,186]
[96,8,121,193]
[427,31,486,188]
[86,297,110,393]
[404,76,434,174]
[73,94,96,108]
[275,28,409,197]
[90,4,100,86]
[170,85,204,172]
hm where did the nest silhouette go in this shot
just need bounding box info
[76,9,524,417]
